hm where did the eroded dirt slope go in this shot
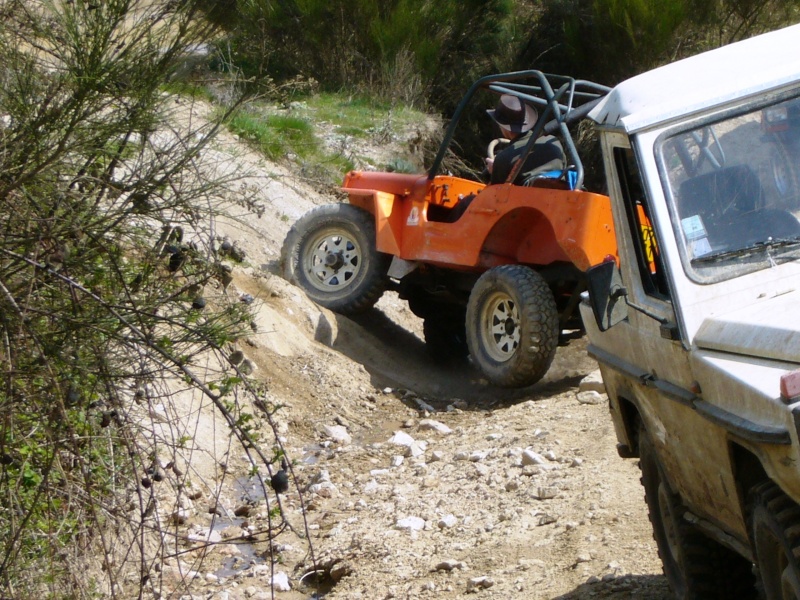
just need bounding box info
[169,99,672,599]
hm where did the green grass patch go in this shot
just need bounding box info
[310,92,428,136]
[226,110,319,160]
[221,92,430,185]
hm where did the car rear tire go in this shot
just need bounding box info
[638,420,757,599]
[465,265,558,388]
[750,481,800,600]
[281,204,389,314]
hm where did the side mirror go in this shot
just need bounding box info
[586,261,629,332]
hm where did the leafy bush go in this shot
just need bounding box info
[0,2,282,596]
[209,0,521,109]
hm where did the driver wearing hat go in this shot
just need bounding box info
[485,94,565,185]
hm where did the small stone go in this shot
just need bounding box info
[270,571,291,592]
[521,449,546,466]
[323,424,352,444]
[538,514,558,526]
[534,487,558,500]
[418,419,452,435]
[171,509,190,525]
[579,370,606,393]
[505,479,520,492]
[577,391,604,405]
[467,576,495,592]
[438,514,458,529]
[389,430,415,446]
[435,559,466,571]
[396,516,425,531]
[469,450,488,462]
[429,450,444,462]
[234,505,252,517]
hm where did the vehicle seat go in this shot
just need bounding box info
[678,165,763,223]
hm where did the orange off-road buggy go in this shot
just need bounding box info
[282,72,616,388]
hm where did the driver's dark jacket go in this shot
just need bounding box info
[490,133,565,185]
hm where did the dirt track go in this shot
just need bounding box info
[168,102,674,599]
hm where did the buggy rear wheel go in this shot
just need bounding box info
[281,204,389,314]
[465,265,558,388]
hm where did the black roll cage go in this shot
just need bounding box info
[428,71,611,189]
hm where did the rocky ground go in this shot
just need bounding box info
[153,96,673,600]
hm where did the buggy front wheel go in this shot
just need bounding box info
[281,204,389,314]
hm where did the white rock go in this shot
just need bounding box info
[187,528,222,544]
[521,449,546,466]
[323,424,352,444]
[404,441,427,458]
[391,455,404,467]
[579,370,606,393]
[429,450,445,462]
[308,481,337,498]
[577,391,604,405]
[469,450,488,462]
[389,430,416,447]
[396,516,426,531]
[438,514,458,529]
[271,571,291,591]
[419,419,452,434]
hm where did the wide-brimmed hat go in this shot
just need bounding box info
[486,94,538,134]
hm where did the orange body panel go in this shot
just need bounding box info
[343,171,617,273]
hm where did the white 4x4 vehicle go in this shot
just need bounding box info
[581,23,800,599]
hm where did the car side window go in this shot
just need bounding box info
[614,147,670,299]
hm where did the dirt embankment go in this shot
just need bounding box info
[161,100,672,600]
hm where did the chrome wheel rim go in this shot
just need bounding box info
[480,291,520,362]
[303,228,362,293]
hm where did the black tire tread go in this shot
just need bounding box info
[466,265,558,388]
[638,421,756,599]
[749,480,800,599]
[280,203,388,315]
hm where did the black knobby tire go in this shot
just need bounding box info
[638,421,756,599]
[280,204,389,315]
[749,481,800,600]
[770,140,800,206]
[465,265,558,388]
[423,313,469,364]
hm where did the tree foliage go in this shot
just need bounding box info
[520,0,800,85]
[213,0,521,107]
[0,1,289,597]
